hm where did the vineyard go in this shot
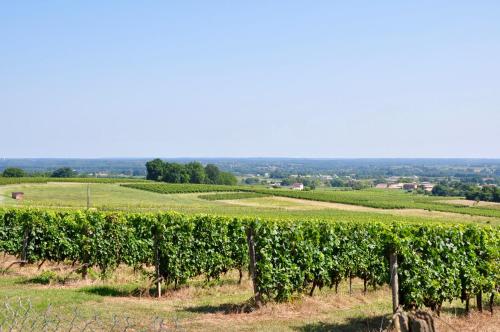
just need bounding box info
[121,183,500,219]
[249,188,500,218]
[1,208,498,316]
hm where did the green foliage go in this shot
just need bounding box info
[185,162,206,184]
[465,186,500,203]
[51,167,78,178]
[250,219,499,311]
[28,270,60,285]
[145,159,165,181]
[144,159,237,185]
[0,209,248,286]
[204,164,220,184]
[163,163,191,183]
[217,171,238,185]
[0,208,497,314]
[2,168,26,177]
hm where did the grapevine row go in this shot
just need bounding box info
[0,208,497,313]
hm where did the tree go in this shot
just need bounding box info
[146,159,165,181]
[2,167,25,177]
[431,184,449,196]
[244,177,260,185]
[185,162,206,184]
[51,167,77,178]
[163,163,190,183]
[205,164,220,184]
[218,172,237,185]
[331,178,347,187]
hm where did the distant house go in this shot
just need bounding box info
[388,183,404,189]
[11,192,24,200]
[403,183,418,191]
[291,183,304,190]
[375,183,388,189]
[419,182,435,192]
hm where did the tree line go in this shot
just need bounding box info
[145,159,237,185]
[432,181,500,202]
[1,167,78,178]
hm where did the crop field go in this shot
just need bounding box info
[122,183,500,218]
[1,209,498,331]
[1,182,499,225]
[250,187,500,218]
[0,181,499,331]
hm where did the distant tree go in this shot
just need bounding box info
[244,177,260,185]
[270,170,289,179]
[205,164,220,184]
[217,171,237,185]
[163,163,190,183]
[330,178,347,187]
[431,184,449,196]
[145,159,165,180]
[2,167,25,177]
[132,169,143,177]
[51,167,77,178]
[185,162,206,184]
[493,187,500,202]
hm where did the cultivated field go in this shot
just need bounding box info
[0,180,499,331]
[1,182,499,225]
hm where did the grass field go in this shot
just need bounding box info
[1,258,497,332]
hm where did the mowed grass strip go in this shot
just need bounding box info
[198,192,269,201]
[0,177,148,185]
[121,182,250,194]
[1,264,497,332]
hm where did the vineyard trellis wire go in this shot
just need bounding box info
[0,298,184,332]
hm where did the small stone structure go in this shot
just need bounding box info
[392,309,435,332]
[11,192,24,200]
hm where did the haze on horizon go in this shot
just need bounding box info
[1,1,499,159]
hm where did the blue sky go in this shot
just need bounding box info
[1,1,499,158]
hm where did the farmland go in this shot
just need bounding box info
[0,180,499,331]
[1,208,499,331]
[1,182,499,225]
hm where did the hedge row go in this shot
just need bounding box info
[0,209,498,312]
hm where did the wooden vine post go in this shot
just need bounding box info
[390,251,399,313]
[154,230,161,298]
[246,226,262,308]
[21,227,29,267]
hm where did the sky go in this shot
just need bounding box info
[1,1,499,158]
